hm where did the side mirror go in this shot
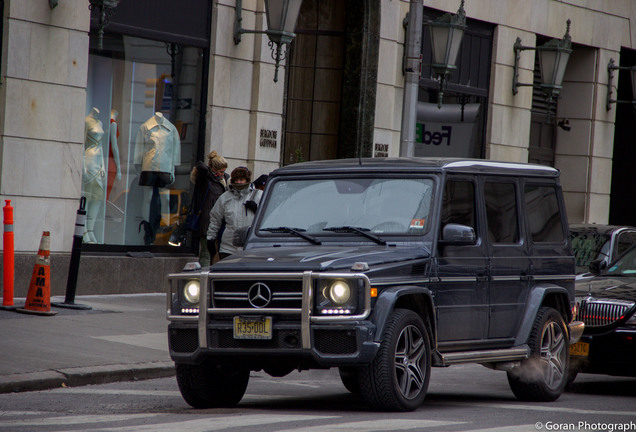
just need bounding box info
[233,226,250,248]
[589,259,607,275]
[439,223,477,245]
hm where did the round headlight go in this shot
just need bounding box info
[183,280,200,304]
[327,280,351,304]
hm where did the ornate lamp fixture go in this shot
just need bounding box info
[427,0,466,108]
[234,0,302,83]
[513,19,573,106]
[606,58,636,110]
[88,0,121,51]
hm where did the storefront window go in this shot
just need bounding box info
[84,35,203,248]
[416,10,493,159]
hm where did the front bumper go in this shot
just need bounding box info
[166,270,379,367]
[570,328,636,377]
[568,320,585,344]
[168,320,379,366]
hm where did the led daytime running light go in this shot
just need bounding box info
[321,309,352,315]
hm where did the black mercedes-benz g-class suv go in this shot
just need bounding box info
[167,158,584,412]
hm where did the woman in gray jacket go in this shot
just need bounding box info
[206,166,261,260]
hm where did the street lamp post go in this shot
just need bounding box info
[606,58,636,110]
[513,20,573,110]
[88,0,121,51]
[234,0,303,83]
[427,0,466,108]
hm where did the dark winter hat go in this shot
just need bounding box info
[231,166,251,183]
[253,174,268,188]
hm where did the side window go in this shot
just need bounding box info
[485,181,519,243]
[524,184,565,243]
[441,180,475,229]
[616,232,636,256]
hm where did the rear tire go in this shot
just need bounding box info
[175,359,249,408]
[564,369,578,391]
[507,307,569,401]
[359,309,431,411]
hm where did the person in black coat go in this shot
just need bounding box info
[189,151,229,266]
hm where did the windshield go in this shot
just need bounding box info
[258,177,434,236]
[570,230,611,272]
[604,245,636,276]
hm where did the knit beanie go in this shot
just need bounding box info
[231,166,251,184]
[207,151,228,172]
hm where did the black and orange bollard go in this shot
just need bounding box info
[1,200,16,310]
[17,231,57,316]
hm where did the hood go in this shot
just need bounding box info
[209,245,430,273]
[575,276,636,303]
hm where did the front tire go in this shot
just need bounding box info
[339,366,361,394]
[360,309,431,411]
[175,359,249,408]
[507,307,569,401]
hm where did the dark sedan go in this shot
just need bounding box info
[570,245,636,381]
[569,224,636,275]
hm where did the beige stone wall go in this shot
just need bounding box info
[487,25,534,163]
[207,0,282,180]
[2,0,636,254]
[374,0,408,158]
[555,47,617,225]
[0,0,89,252]
[375,0,635,224]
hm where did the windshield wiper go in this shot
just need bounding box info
[260,227,322,245]
[323,226,386,245]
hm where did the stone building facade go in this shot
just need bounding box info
[0,0,635,296]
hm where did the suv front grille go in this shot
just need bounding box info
[212,280,303,309]
[579,299,634,326]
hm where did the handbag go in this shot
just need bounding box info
[185,182,210,232]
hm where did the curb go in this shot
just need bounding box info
[0,361,175,394]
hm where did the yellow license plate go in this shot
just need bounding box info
[569,341,589,357]
[233,316,272,340]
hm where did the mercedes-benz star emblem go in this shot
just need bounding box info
[248,283,272,308]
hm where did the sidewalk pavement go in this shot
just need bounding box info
[0,293,175,394]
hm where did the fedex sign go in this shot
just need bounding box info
[416,124,451,146]
[414,101,481,158]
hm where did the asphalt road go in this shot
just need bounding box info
[1,363,634,432]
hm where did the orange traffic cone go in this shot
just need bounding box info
[17,231,57,316]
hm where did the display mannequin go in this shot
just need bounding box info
[133,112,181,244]
[82,107,106,244]
[106,109,122,201]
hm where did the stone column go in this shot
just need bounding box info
[555,48,617,224]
